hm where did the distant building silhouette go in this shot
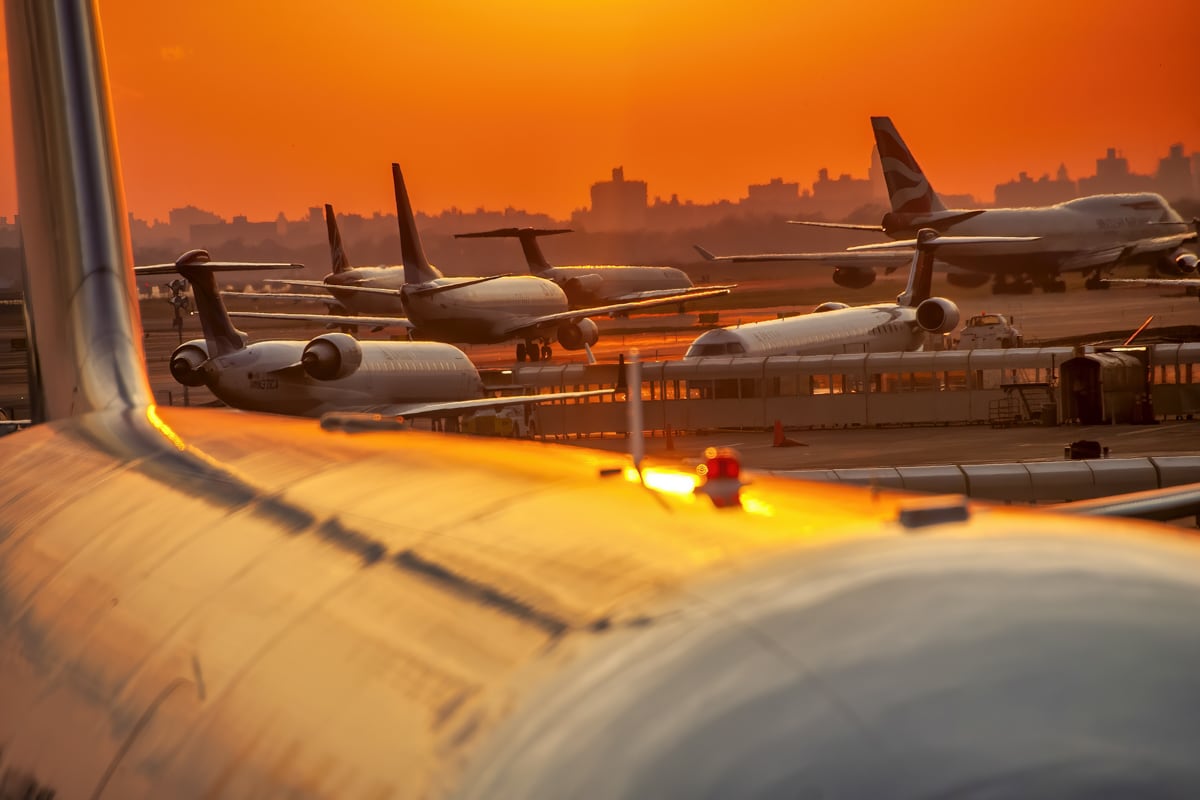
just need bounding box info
[1156,143,1193,202]
[742,177,801,217]
[810,167,879,220]
[190,214,277,247]
[587,167,648,231]
[1078,147,1156,196]
[994,164,1076,207]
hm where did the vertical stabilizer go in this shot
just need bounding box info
[325,203,351,273]
[897,229,939,307]
[173,252,248,358]
[6,0,152,421]
[391,163,443,284]
[871,116,946,215]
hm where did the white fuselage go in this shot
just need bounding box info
[196,339,484,417]
[540,265,693,306]
[684,304,924,358]
[894,193,1187,273]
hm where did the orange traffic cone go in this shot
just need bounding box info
[772,419,806,448]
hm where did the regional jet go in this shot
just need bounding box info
[455,226,736,308]
[137,251,610,419]
[242,165,731,362]
[9,2,1200,797]
[711,116,1198,295]
[685,229,1034,358]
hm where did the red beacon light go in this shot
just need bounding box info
[696,446,744,508]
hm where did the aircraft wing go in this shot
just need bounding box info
[320,388,615,427]
[1103,278,1200,288]
[603,284,738,303]
[694,244,913,268]
[229,310,414,330]
[222,290,340,305]
[496,286,731,339]
[786,220,885,232]
[269,279,404,297]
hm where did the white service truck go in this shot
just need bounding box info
[955,312,1023,349]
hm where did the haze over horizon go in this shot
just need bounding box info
[0,0,1196,222]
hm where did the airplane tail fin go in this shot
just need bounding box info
[899,230,939,307]
[135,252,300,358]
[455,228,572,274]
[871,116,946,215]
[391,163,443,284]
[324,203,351,273]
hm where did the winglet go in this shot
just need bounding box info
[391,163,443,284]
[694,245,718,261]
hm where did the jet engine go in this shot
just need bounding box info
[1159,248,1199,275]
[832,267,876,289]
[915,297,961,334]
[946,272,991,289]
[564,274,605,297]
[813,302,850,313]
[168,340,210,387]
[301,332,363,381]
[557,318,600,351]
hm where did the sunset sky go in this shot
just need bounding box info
[0,0,1197,222]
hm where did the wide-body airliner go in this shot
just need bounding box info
[455,226,735,307]
[708,116,1198,295]
[242,167,730,362]
[7,3,1200,797]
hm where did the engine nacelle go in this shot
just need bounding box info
[564,274,605,298]
[832,267,876,289]
[812,302,849,313]
[169,341,210,387]
[1160,249,1199,275]
[557,318,600,351]
[915,297,960,334]
[946,271,991,289]
[301,332,363,381]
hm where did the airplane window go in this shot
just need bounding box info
[729,343,746,354]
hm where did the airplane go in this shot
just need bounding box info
[1102,275,1200,300]
[685,229,1034,358]
[713,116,1199,295]
[136,250,612,421]
[454,226,736,308]
[239,168,732,363]
[7,2,1200,797]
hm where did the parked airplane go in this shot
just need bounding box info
[137,251,611,420]
[7,3,1200,798]
[720,116,1198,295]
[685,229,1032,358]
[243,167,731,362]
[454,226,735,308]
[1102,275,1200,300]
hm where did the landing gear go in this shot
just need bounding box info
[991,274,1034,295]
[515,340,552,363]
[1038,273,1067,293]
[1084,273,1110,290]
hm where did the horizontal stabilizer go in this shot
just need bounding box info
[135,257,302,277]
[787,220,886,232]
[455,228,573,239]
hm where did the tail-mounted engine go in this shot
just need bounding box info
[564,274,605,299]
[832,267,876,289]
[169,340,209,387]
[302,332,363,381]
[557,318,600,351]
[915,297,960,334]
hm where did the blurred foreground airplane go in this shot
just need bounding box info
[455,226,736,307]
[137,251,611,420]
[707,116,1198,295]
[244,168,731,363]
[5,3,1200,797]
[686,229,1034,358]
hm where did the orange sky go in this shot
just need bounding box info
[1,0,1197,222]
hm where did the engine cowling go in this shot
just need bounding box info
[946,271,991,289]
[557,318,600,351]
[832,267,876,289]
[169,341,210,387]
[301,332,363,381]
[564,274,605,299]
[915,297,960,334]
[812,302,850,313]
[1160,249,1199,275]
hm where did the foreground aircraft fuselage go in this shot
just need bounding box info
[685,303,926,358]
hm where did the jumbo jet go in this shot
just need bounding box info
[685,229,1031,358]
[242,165,730,362]
[454,226,735,308]
[9,2,1200,797]
[137,251,609,419]
[706,116,1198,295]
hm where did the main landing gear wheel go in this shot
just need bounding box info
[541,345,552,360]
[516,342,527,362]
